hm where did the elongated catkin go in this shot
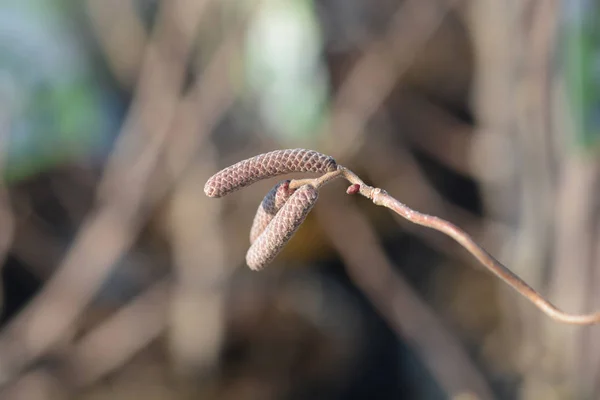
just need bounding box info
[249,180,293,244]
[246,184,318,270]
[204,149,336,198]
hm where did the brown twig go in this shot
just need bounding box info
[362,132,510,262]
[207,149,600,325]
[317,193,494,399]
[332,166,600,325]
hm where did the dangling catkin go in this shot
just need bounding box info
[246,184,319,270]
[249,180,293,244]
[204,149,336,198]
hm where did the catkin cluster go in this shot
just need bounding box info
[205,149,337,270]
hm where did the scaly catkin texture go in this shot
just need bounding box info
[204,149,336,198]
[249,180,293,244]
[246,184,319,270]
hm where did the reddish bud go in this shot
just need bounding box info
[346,184,360,195]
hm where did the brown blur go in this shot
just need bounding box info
[0,0,597,399]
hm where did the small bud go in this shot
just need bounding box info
[346,184,360,195]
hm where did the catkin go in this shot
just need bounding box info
[246,184,319,270]
[204,149,336,198]
[249,180,293,244]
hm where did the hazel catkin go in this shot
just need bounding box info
[249,180,294,244]
[245,184,319,270]
[204,149,336,198]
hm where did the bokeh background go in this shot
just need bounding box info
[0,0,598,399]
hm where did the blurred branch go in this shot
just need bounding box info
[363,132,511,260]
[1,370,63,400]
[323,0,462,160]
[316,193,494,399]
[466,2,540,392]
[586,221,600,394]
[530,1,600,394]
[161,12,251,374]
[0,100,16,321]
[163,31,244,180]
[11,217,66,279]
[49,172,96,229]
[545,156,598,387]
[329,165,600,325]
[1,280,171,399]
[0,0,248,387]
[393,93,474,177]
[512,0,558,330]
[0,0,209,385]
[86,0,148,87]
[162,16,253,374]
[65,279,171,388]
[167,150,228,374]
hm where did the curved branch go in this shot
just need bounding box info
[331,166,600,325]
[208,149,600,325]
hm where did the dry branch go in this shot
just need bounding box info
[205,149,600,325]
[317,194,494,399]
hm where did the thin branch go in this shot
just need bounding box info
[317,193,494,399]
[65,279,171,388]
[301,166,600,325]
[362,133,511,264]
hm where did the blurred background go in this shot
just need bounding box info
[0,0,598,399]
